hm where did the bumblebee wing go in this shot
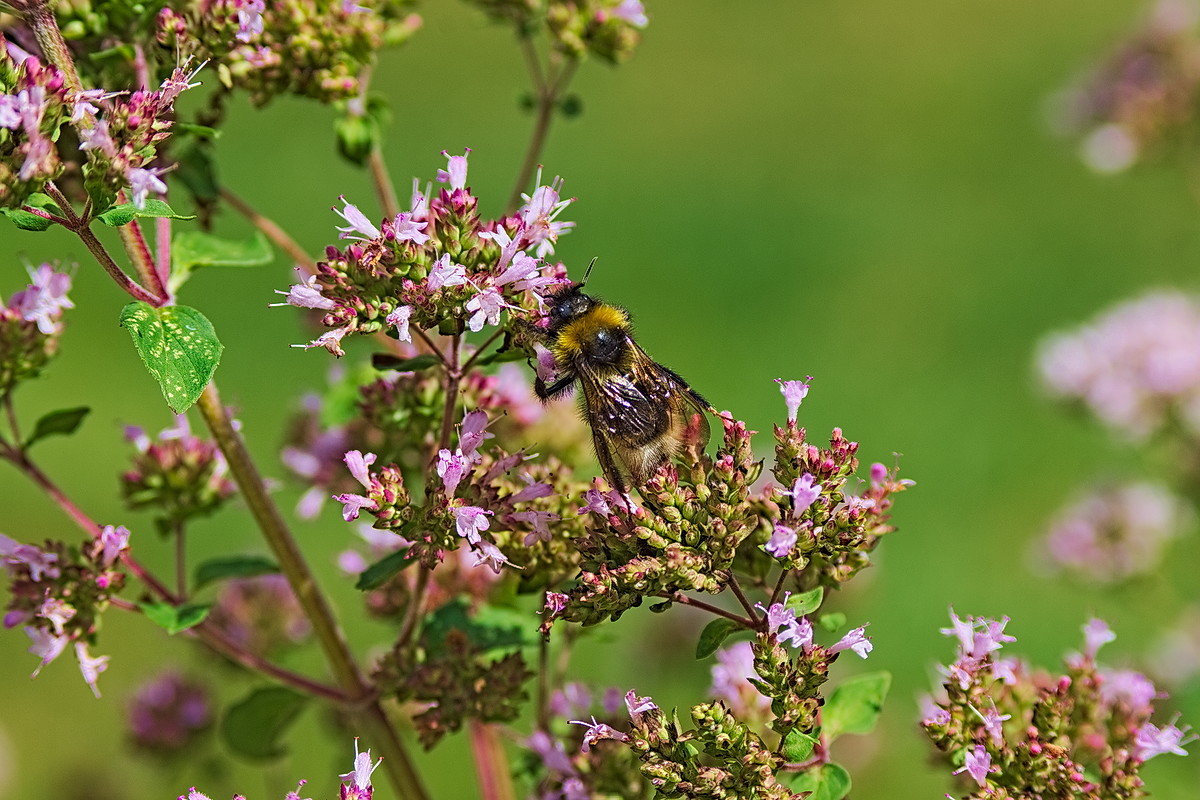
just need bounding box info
[627,344,711,454]
[575,342,711,485]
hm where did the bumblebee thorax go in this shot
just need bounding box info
[553,303,631,366]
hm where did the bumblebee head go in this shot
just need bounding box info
[545,283,597,329]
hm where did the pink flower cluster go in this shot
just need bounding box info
[1038,290,1200,440]
[1037,481,1188,583]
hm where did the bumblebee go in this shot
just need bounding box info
[534,278,712,501]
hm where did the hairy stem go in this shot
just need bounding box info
[726,572,761,625]
[195,383,428,800]
[669,592,756,628]
[369,148,401,220]
[21,0,83,93]
[117,217,168,301]
[469,721,517,800]
[506,44,579,212]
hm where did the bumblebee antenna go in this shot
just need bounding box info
[581,257,598,286]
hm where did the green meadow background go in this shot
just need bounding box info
[3,0,1200,797]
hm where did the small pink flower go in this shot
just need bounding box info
[764,523,797,557]
[386,305,412,343]
[544,592,569,616]
[333,196,381,240]
[612,0,649,27]
[465,287,518,332]
[98,524,131,568]
[437,148,470,190]
[471,540,512,573]
[775,377,812,423]
[1082,617,1116,659]
[426,254,467,291]
[979,701,1011,748]
[452,505,493,544]
[25,626,68,676]
[1135,717,1196,761]
[75,641,110,698]
[236,0,265,41]
[458,409,493,458]
[272,275,337,311]
[569,716,629,752]
[128,167,168,210]
[436,449,469,497]
[953,744,992,788]
[511,510,558,545]
[343,450,376,489]
[830,625,872,659]
[790,473,822,514]
[339,738,381,798]
[386,212,429,245]
[333,493,377,522]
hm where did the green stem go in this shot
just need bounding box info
[174,521,187,597]
[220,187,317,274]
[21,0,83,94]
[369,147,401,220]
[195,383,428,800]
[506,44,580,212]
[726,572,760,624]
[438,335,463,452]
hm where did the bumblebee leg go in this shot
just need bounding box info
[535,372,576,401]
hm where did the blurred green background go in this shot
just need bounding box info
[3,0,1200,797]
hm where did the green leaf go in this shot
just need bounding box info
[95,204,136,226]
[371,352,441,372]
[784,587,823,616]
[819,612,847,632]
[119,302,223,414]
[170,231,273,293]
[2,193,63,231]
[95,199,196,227]
[355,548,419,591]
[421,598,537,657]
[194,556,279,589]
[780,729,818,762]
[25,406,90,448]
[220,687,309,761]
[787,763,851,800]
[139,601,211,634]
[695,618,742,659]
[823,671,892,741]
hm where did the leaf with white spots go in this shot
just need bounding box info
[119,302,224,413]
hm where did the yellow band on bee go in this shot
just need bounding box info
[555,305,629,357]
